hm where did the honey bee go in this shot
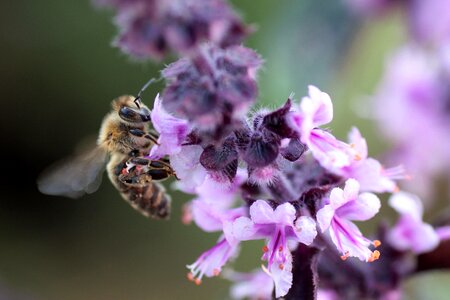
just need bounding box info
[38,82,176,219]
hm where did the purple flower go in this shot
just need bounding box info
[224,269,274,300]
[161,44,262,138]
[186,171,248,283]
[288,86,356,173]
[186,202,246,284]
[169,144,207,193]
[148,94,190,159]
[187,237,238,285]
[387,192,439,254]
[96,0,250,60]
[373,46,450,197]
[340,127,406,193]
[231,200,317,297]
[410,0,450,46]
[317,179,381,261]
[436,226,450,241]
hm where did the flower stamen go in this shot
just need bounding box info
[373,240,381,248]
[368,250,381,262]
[340,251,350,261]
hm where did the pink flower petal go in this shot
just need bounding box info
[436,226,450,241]
[343,178,360,201]
[329,187,347,209]
[301,85,333,127]
[348,127,368,161]
[250,200,276,224]
[337,192,381,221]
[232,217,258,241]
[227,269,274,300]
[149,94,189,159]
[273,203,296,226]
[294,216,317,245]
[316,205,335,232]
[191,200,223,232]
[171,145,208,193]
[329,218,373,261]
[387,215,439,254]
[388,192,423,221]
[269,251,293,298]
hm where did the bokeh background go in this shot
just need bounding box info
[1,0,449,299]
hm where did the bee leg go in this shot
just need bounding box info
[129,128,146,137]
[129,157,152,166]
[128,128,159,145]
[145,130,159,144]
[147,168,172,181]
[128,157,177,181]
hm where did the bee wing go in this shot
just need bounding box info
[37,146,108,199]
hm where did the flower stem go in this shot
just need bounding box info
[285,244,319,300]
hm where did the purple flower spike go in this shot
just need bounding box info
[162,44,262,138]
[97,0,250,60]
[231,200,317,297]
[317,179,381,262]
[387,192,439,254]
[148,94,190,159]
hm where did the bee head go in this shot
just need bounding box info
[112,95,151,124]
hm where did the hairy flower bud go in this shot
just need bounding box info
[161,44,262,141]
[96,0,250,60]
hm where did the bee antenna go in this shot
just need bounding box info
[134,77,162,108]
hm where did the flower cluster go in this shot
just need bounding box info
[95,0,249,60]
[345,0,450,47]
[373,45,450,198]
[147,59,408,296]
[93,0,450,298]
[345,0,450,199]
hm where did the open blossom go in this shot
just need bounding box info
[373,46,450,197]
[317,179,381,261]
[187,201,247,284]
[169,144,207,193]
[148,94,189,159]
[288,86,356,173]
[96,0,249,60]
[231,200,317,297]
[410,0,450,46]
[340,127,406,193]
[387,192,439,254]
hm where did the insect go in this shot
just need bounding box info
[38,80,176,219]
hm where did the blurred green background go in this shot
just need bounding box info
[0,0,449,299]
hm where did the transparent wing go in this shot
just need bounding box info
[37,146,108,199]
